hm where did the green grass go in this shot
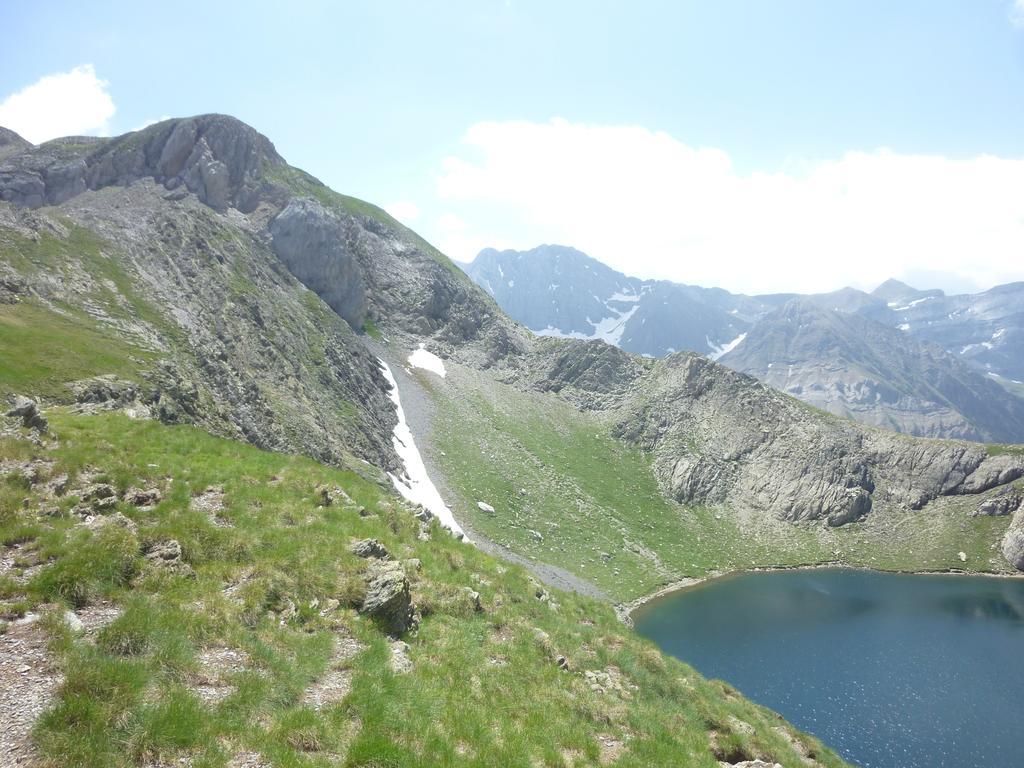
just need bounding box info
[0,411,849,768]
[0,302,151,400]
[986,443,1024,457]
[361,318,383,341]
[426,370,839,603]
[422,367,1017,604]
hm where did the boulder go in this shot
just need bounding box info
[359,561,414,634]
[143,538,195,578]
[350,538,390,560]
[5,395,47,432]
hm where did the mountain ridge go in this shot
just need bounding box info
[465,244,1024,441]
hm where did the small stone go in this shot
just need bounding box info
[476,501,495,514]
[123,487,162,507]
[63,610,84,633]
[81,483,116,502]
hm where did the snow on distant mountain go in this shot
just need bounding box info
[463,245,1024,442]
[464,245,764,358]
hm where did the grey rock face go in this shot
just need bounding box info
[269,198,367,328]
[586,351,1024,526]
[360,561,414,634]
[469,245,1024,442]
[974,486,1023,516]
[0,115,283,212]
[1,185,401,475]
[719,299,1024,443]
[1001,509,1024,570]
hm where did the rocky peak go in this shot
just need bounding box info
[0,127,32,161]
[0,114,284,212]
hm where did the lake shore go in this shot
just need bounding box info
[615,561,1024,626]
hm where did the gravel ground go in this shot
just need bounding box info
[0,614,63,767]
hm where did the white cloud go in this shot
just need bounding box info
[385,200,422,223]
[0,65,115,144]
[435,118,1024,294]
[1011,0,1024,27]
[131,116,171,132]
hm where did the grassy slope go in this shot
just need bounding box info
[0,412,846,768]
[0,302,150,399]
[420,366,1016,604]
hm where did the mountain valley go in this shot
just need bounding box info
[2,115,1023,768]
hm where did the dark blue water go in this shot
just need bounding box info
[632,569,1024,768]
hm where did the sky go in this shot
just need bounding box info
[3,0,1024,295]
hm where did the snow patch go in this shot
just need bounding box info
[507,279,514,288]
[608,291,641,303]
[707,332,747,361]
[533,303,639,346]
[891,296,934,311]
[591,304,640,345]
[407,345,446,378]
[378,360,466,539]
[898,323,910,331]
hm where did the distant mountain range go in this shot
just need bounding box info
[464,245,1024,442]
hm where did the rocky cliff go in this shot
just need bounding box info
[719,299,1024,442]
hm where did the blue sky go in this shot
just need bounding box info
[3,1,1024,293]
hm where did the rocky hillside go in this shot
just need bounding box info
[718,299,1024,442]
[4,116,1024,581]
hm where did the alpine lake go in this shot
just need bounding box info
[632,568,1024,768]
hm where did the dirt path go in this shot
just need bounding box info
[0,614,62,767]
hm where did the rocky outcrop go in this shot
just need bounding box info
[1001,509,1024,570]
[0,115,283,212]
[1,186,401,474]
[0,126,31,161]
[269,197,366,328]
[359,561,414,634]
[350,538,390,560]
[6,395,47,432]
[974,486,1023,516]
[610,352,1024,526]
